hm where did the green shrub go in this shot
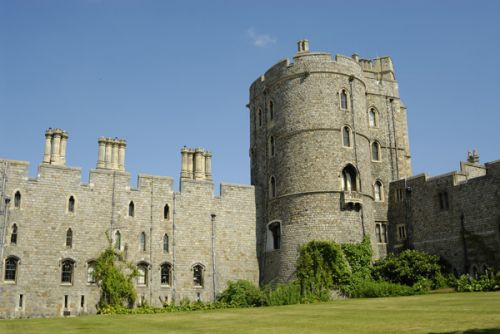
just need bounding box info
[218,280,265,307]
[341,236,373,280]
[456,273,500,292]
[373,249,444,289]
[349,278,420,298]
[296,240,351,296]
[262,281,303,306]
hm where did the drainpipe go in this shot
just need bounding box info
[460,213,469,274]
[172,192,177,303]
[211,214,217,301]
[149,179,154,304]
[348,76,360,175]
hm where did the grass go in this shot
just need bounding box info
[1,292,499,334]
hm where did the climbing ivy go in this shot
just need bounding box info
[93,247,138,308]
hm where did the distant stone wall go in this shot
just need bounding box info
[0,144,257,318]
[388,158,500,275]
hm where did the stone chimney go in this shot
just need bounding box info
[180,147,212,181]
[96,137,126,171]
[43,128,69,166]
[297,39,309,53]
[467,149,480,164]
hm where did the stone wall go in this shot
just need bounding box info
[388,158,500,274]
[0,143,258,319]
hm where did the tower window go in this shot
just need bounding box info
[163,234,169,253]
[140,232,146,252]
[164,204,170,220]
[371,141,381,161]
[14,191,21,209]
[269,136,275,157]
[268,221,281,250]
[438,191,449,210]
[374,181,383,201]
[342,165,357,192]
[269,176,276,198]
[160,262,172,286]
[68,196,75,213]
[61,259,75,284]
[66,228,73,248]
[269,100,274,120]
[87,261,96,284]
[340,89,348,110]
[4,256,19,281]
[193,264,204,287]
[342,127,351,147]
[114,231,121,250]
[397,224,407,240]
[11,224,17,244]
[368,108,377,127]
[128,201,135,217]
[258,109,262,127]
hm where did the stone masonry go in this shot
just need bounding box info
[0,129,258,318]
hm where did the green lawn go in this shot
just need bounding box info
[1,292,499,334]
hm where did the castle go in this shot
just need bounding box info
[1,41,498,318]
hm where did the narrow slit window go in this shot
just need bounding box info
[163,234,169,253]
[140,232,146,252]
[11,224,17,244]
[258,109,262,127]
[164,204,170,220]
[129,201,135,217]
[114,231,121,250]
[14,191,21,208]
[369,108,377,127]
[342,127,351,147]
[372,142,380,161]
[193,264,204,287]
[66,228,73,248]
[340,90,348,109]
[68,196,75,213]
[161,263,172,286]
[374,181,383,201]
[269,136,275,156]
[269,176,276,198]
[269,100,274,120]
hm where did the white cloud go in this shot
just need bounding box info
[247,28,277,48]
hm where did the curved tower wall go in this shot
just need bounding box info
[249,41,412,283]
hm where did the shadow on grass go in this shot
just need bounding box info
[430,329,500,334]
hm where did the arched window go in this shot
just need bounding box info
[268,221,281,250]
[269,176,276,198]
[128,201,135,217]
[340,89,348,110]
[87,261,96,284]
[14,191,21,209]
[61,259,75,284]
[4,256,19,281]
[137,262,148,286]
[269,136,275,156]
[374,181,383,201]
[371,141,380,161]
[342,165,357,192]
[140,232,146,252]
[269,100,274,120]
[193,264,204,287]
[11,224,17,244]
[163,234,169,253]
[258,109,262,127]
[68,196,75,213]
[114,231,121,250]
[66,228,73,248]
[368,108,377,127]
[160,262,172,286]
[342,127,351,147]
[164,204,170,220]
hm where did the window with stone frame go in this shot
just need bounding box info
[11,224,17,244]
[128,201,135,217]
[268,221,281,250]
[68,196,75,213]
[438,191,449,210]
[66,228,73,248]
[140,232,146,252]
[342,164,358,192]
[269,100,274,120]
[397,224,407,241]
[368,108,378,127]
[164,204,170,220]
[371,141,381,161]
[163,234,169,253]
[375,222,387,243]
[258,109,262,127]
[192,264,204,287]
[269,176,276,198]
[61,259,75,284]
[114,230,121,250]
[137,262,148,286]
[342,126,351,147]
[269,136,275,157]
[340,89,348,110]
[374,181,383,201]
[160,262,172,286]
[14,191,21,209]
[87,261,96,284]
[4,256,19,281]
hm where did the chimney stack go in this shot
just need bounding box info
[297,39,309,53]
[180,147,212,181]
[43,128,69,166]
[96,137,127,171]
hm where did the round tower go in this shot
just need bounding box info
[249,40,412,283]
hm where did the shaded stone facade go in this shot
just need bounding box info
[388,153,500,275]
[249,40,412,283]
[0,131,258,318]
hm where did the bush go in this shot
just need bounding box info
[456,273,500,292]
[218,280,265,307]
[296,240,351,296]
[341,236,373,280]
[262,281,303,306]
[373,249,444,289]
[349,278,420,298]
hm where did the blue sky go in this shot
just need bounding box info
[1,0,499,189]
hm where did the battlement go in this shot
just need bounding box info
[250,40,396,95]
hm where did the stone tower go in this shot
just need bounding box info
[249,40,412,283]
